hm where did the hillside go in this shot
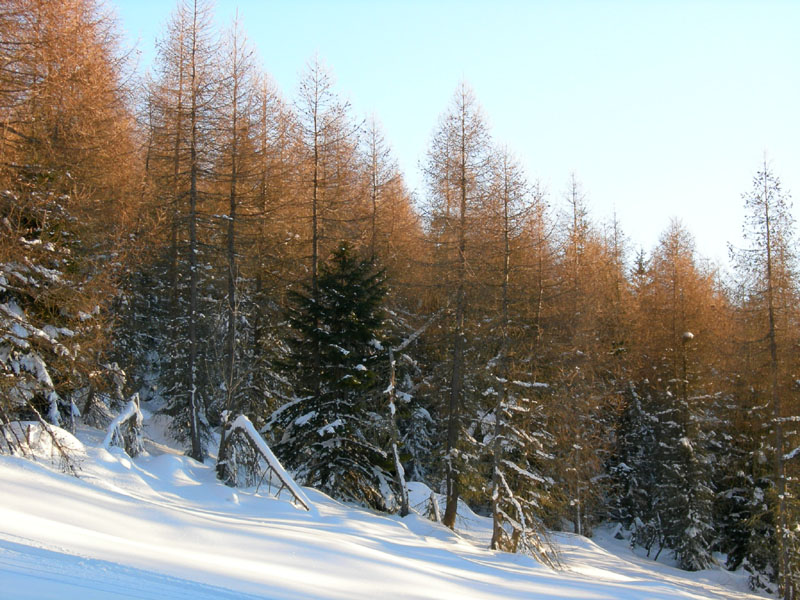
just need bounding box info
[0,421,766,600]
[3,1,798,593]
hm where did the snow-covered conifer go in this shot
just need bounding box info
[267,243,397,510]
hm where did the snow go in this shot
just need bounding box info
[511,380,549,389]
[318,418,344,436]
[19,353,54,387]
[784,445,800,462]
[0,422,768,600]
[10,321,30,342]
[501,458,547,483]
[293,410,316,427]
[1,421,86,462]
[3,299,26,319]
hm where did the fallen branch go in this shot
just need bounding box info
[217,413,314,513]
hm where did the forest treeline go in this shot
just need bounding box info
[1,0,799,597]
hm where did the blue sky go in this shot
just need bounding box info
[113,0,799,267]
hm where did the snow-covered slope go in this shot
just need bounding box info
[0,426,766,600]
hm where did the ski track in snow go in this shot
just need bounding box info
[0,425,768,600]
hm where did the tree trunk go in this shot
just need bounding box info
[225,39,239,415]
[443,124,468,530]
[311,94,322,403]
[491,163,511,549]
[169,23,185,348]
[187,0,202,463]
[763,181,788,599]
[388,348,409,517]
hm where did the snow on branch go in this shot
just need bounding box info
[511,380,549,389]
[102,394,143,457]
[784,446,800,462]
[501,459,547,483]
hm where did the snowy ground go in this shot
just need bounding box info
[0,422,768,599]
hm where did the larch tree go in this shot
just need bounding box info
[596,213,632,379]
[0,0,139,427]
[731,163,799,598]
[547,176,617,537]
[563,173,592,347]
[423,82,493,529]
[145,0,220,461]
[647,220,715,570]
[295,57,359,300]
[482,148,557,564]
[244,76,296,421]
[358,117,421,301]
[217,15,259,415]
[213,14,261,477]
[362,116,397,262]
[293,56,360,401]
[613,220,725,569]
[518,181,560,367]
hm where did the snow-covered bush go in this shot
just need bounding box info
[0,420,84,474]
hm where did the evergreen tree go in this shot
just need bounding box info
[712,386,756,572]
[608,382,658,538]
[661,388,715,571]
[483,377,556,564]
[268,242,396,510]
[612,382,666,555]
[401,401,436,483]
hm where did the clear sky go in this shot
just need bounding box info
[112,0,799,267]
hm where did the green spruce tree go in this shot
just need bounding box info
[268,242,396,510]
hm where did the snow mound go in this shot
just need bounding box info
[1,421,86,464]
